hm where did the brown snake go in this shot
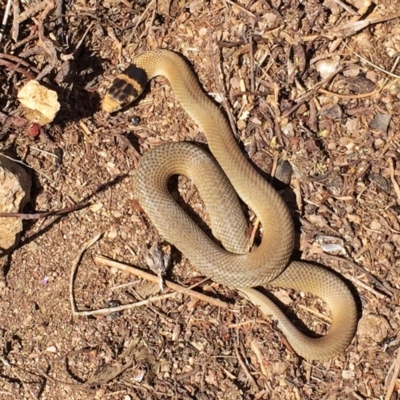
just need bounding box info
[102,50,358,360]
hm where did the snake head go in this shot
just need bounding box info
[102,63,148,113]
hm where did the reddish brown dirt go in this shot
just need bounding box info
[1,0,400,399]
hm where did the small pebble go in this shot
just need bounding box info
[130,116,140,126]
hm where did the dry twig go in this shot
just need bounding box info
[234,344,257,387]
[332,12,400,39]
[34,0,57,80]
[17,0,48,23]
[250,340,269,377]
[0,358,39,400]
[0,59,34,78]
[346,44,400,80]
[331,0,358,15]
[389,158,400,206]
[73,277,211,317]
[126,0,155,43]
[12,33,39,50]
[94,255,230,309]
[322,253,392,297]
[0,203,88,219]
[208,34,240,139]
[1,359,95,391]
[223,0,256,17]
[318,88,379,99]
[385,349,400,400]
[69,233,103,314]
[0,0,12,43]
[55,0,63,25]
[0,153,53,180]
[282,67,344,118]
[71,242,230,317]
[380,55,400,93]
[60,20,95,61]
[292,177,303,214]
[0,53,39,70]
[11,0,19,41]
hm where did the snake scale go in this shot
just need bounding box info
[102,50,358,361]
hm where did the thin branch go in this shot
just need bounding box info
[333,12,400,38]
[385,349,400,400]
[73,276,211,316]
[126,0,155,43]
[0,0,13,43]
[0,58,35,78]
[11,0,19,41]
[332,0,358,15]
[17,0,48,23]
[223,0,256,17]
[380,55,400,93]
[2,360,95,391]
[282,67,344,118]
[389,158,400,206]
[60,20,94,61]
[70,234,103,315]
[0,358,39,400]
[321,253,392,297]
[0,153,52,180]
[0,203,89,219]
[318,88,379,99]
[94,255,230,309]
[346,44,400,79]
[208,33,240,139]
[234,344,257,387]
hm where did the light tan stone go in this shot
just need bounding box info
[0,155,31,253]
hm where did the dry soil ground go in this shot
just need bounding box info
[1,0,400,399]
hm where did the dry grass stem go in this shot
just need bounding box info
[332,0,358,15]
[346,44,400,79]
[11,0,20,41]
[234,344,258,387]
[384,349,400,400]
[322,254,391,297]
[17,0,48,23]
[389,158,400,206]
[0,0,12,43]
[94,255,230,309]
[318,88,379,99]
[297,305,332,323]
[0,203,88,219]
[70,233,103,314]
[223,0,256,17]
[127,0,155,42]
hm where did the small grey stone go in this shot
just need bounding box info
[370,114,392,133]
[319,104,343,120]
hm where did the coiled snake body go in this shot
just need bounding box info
[103,50,358,361]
